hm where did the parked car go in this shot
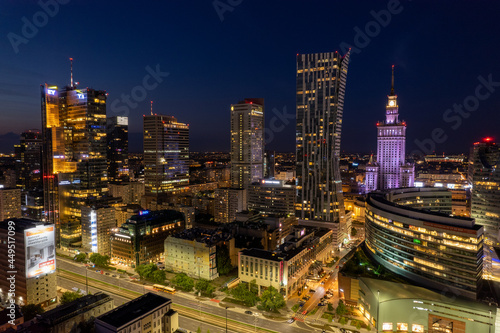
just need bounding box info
[309,289,316,293]
[245,310,253,315]
[318,302,326,306]
[287,318,295,324]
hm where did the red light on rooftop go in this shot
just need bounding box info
[483,137,494,142]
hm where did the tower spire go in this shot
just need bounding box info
[70,57,74,88]
[390,65,395,96]
[150,100,153,115]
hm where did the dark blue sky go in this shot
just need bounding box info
[1,0,499,153]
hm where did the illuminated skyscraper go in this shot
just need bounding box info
[16,129,42,192]
[143,114,189,198]
[295,51,350,246]
[41,77,108,248]
[469,137,500,241]
[107,116,129,182]
[230,98,264,189]
[366,66,414,192]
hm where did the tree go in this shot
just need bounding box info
[89,253,110,268]
[135,263,158,280]
[336,299,348,317]
[258,286,285,312]
[151,269,166,284]
[356,321,362,330]
[216,244,233,275]
[172,273,194,292]
[74,253,87,263]
[195,280,216,297]
[231,283,259,307]
[328,303,334,312]
[60,291,83,305]
[197,328,201,333]
[351,227,357,237]
[21,304,44,321]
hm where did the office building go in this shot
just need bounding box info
[230,98,264,189]
[11,292,113,333]
[366,66,414,192]
[214,187,246,223]
[164,229,219,280]
[264,150,275,178]
[81,205,116,255]
[0,188,21,221]
[247,179,295,215]
[295,51,350,246]
[41,80,108,249]
[0,219,57,307]
[107,116,129,183]
[95,293,178,333]
[469,138,500,242]
[15,129,42,192]
[108,182,144,205]
[143,114,189,199]
[365,188,483,300]
[110,210,184,267]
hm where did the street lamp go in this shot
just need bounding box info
[376,289,380,333]
[225,306,229,333]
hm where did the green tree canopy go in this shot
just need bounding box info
[230,282,259,307]
[151,269,166,284]
[135,263,158,280]
[336,299,348,316]
[89,253,110,268]
[195,280,216,297]
[74,253,87,263]
[258,286,285,312]
[216,244,233,275]
[172,273,194,292]
[60,290,83,305]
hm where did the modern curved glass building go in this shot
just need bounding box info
[365,187,484,300]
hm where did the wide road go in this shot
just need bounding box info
[57,257,317,333]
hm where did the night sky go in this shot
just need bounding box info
[1,0,499,154]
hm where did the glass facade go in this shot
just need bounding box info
[365,191,483,300]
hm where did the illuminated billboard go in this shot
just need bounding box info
[25,225,56,278]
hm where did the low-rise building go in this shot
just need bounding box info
[0,305,23,332]
[95,293,178,333]
[214,188,246,223]
[11,292,113,333]
[238,226,334,298]
[110,210,184,267]
[164,229,220,280]
[108,182,145,205]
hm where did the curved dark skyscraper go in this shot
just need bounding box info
[295,50,350,246]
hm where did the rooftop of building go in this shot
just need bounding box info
[0,218,47,231]
[37,292,111,325]
[96,293,171,328]
[169,227,232,246]
[367,191,480,231]
[361,277,496,314]
[127,209,184,224]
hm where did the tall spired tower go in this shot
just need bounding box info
[367,66,414,192]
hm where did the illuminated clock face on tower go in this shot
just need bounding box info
[389,100,395,106]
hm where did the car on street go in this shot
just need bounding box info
[112,274,117,277]
[105,272,110,275]
[309,289,316,293]
[301,310,308,315]
[303,295,310,300]
[245,311,253,315]
[318,302,326,306]
[287,318,295,324]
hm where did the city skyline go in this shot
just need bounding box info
[1,1,499,154]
